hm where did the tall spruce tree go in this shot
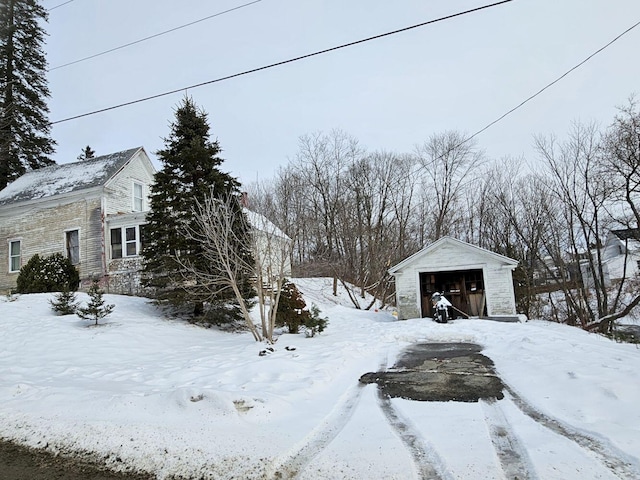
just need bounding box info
[0,0,56,191]
[142,96,254,317]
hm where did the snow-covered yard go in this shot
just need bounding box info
[1,278,639,479]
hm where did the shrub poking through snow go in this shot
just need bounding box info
[16,253,80,293]
[276,281,328,336]
[275,280,307,334]
[50,288,79,315]
[303,304,328,337]
[77,279,114,325]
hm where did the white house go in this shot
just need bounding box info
[0,147,292,296]
[389,236,519,321]
[244,208,292,282]
[602,229,640,281]
[0,147,155,294]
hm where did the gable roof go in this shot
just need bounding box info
[0,147,144,206]
[389,236,518,274]
[610,228,640,241]
[244,208,290,240]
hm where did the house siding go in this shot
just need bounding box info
[104,152,154,215]
[99,152,154,295]
[0,196,103,292]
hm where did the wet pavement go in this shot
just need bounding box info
[360,342,505,402]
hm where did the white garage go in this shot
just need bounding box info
[389,236,519,321]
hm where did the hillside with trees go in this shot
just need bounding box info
[248,99,640,331]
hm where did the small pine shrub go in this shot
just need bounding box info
[77,279,114,325]
[276,280,307,334]
[276,281,328,337]
[16,253,80,293]
[50,289,79,315]
[303,304,328,337]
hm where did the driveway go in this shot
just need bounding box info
[360,342,504,402]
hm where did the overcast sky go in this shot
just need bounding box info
[43,0,640,184]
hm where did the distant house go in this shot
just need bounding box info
[602,228,640,281]
[0,148,155,294]
[389,236,518,321]
[244,209,292,281]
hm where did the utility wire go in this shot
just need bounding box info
[464,18,640,144]
[400,17,640,203]
[48,0,263,72]
[51,0,514,125]
[48,0,75,11]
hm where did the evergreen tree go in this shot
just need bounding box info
[142,96,254,317]
[16,252,80,293]
[0,0,56,191]
[276,280,307,334]
[77,279,114,326]
[77,145,95,161]
[50,288,79,315]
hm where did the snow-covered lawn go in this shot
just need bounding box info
[1,279,639,479]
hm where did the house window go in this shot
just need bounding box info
[66,230,80,264]
[125,227,137,256]
[133,182,144,212]
[9,240,21,272]
[110,225,145,259]
[111,229,123,259]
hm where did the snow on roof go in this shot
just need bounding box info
[243,208,290,240]
[0,147,142,206]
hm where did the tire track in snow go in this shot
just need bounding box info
[376,389,452,480]
[504,384,640,479]
[480,398,537,480]
[265,383,365,479]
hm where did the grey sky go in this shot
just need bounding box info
[44,0,640,184]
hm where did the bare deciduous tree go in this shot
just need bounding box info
[176,192,262,341]
[415,131,485,240]
[535,122,619,329]
[177,189,294,343]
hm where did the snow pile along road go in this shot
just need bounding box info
[0,282,639,479]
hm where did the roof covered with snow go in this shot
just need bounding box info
[0,147,143,206]
[244,208,290,240]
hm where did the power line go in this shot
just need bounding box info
[51,0,514,125]
[465,18,640,144]
[48,0,75,12]
[401,18,640,201]
[48,0,263,72]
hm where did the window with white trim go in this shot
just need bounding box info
[133,182,144,212]
[66,230,80,264]
[110,225,145,259]
[9,240,21,272]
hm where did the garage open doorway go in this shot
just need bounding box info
[419,269,487,318]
